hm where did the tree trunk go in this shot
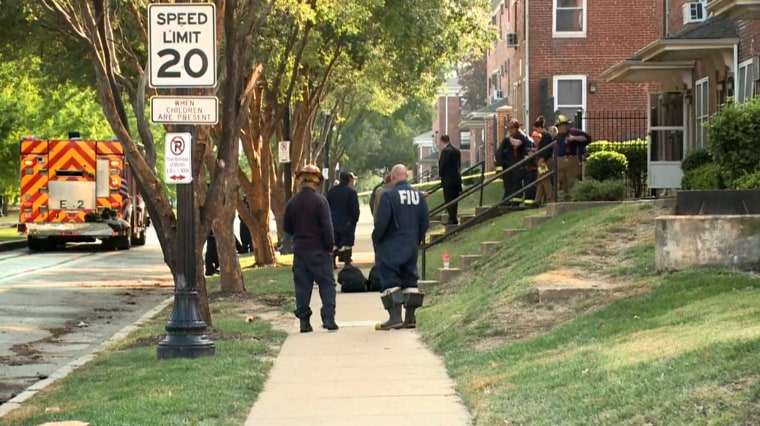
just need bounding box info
[213,200,246,293]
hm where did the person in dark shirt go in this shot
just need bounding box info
[437,135,463,225]
[326,171,360,267]
[498,118,531,206]
[283,165,339,333]
[372,164,429,330]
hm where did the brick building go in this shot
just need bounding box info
[602,0,760,189]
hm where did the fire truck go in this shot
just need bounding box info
[17,132,149,251]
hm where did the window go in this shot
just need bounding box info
[737,59,756,105]
[553,75,586,120]
[695,77,709,149]
[553,0,586,38]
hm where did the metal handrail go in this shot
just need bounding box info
[429,140,558,218]
[409,170,431,185]
[425,160,486,199]
[420,140,560,281]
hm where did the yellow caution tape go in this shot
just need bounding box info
[356,171,500,196]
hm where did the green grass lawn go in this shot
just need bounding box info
[0,226,22,242]
[4,265,295,426]
[418,202,760,425]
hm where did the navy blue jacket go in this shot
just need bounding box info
[326,183,360,233]
[283,187,334,254]
[498,132,531,167]
[556,128,592,157]
[372,181,429,256]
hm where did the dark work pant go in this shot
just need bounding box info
[376,246,419,291]
[503,167,526,203]
[239,221,252,253]
[205,235,218,274]
[524,168,538,201]
[293,250,337,320]
[442,184,461,224]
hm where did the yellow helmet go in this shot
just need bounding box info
[554,115,572,126]
[296,164,324,183]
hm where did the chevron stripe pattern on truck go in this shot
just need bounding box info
[20,140,50,223]
[48,140,96,223]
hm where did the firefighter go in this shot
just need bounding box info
[553,115,592,197]
[498,118,531,206]
[372,164,429,330]
[283,164,339,333]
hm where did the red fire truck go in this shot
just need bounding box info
[17,132,149,251]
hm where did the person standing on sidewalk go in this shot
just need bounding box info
[370,173,392,217]
[327,171,360,267]
[437,135,463,225]
[283,164,339,333]
[372,164,429,330]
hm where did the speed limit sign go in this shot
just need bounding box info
[148,3,217,88]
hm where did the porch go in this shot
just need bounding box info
[601,17,740,190]
[708,0,760,20]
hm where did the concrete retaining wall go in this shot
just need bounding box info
[655,215,760,272]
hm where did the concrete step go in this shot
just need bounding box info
[480,241,501,254]
[524,215,550,229]
[535,285,602,304]
[430,214,445,222]
[438,267,462,284]
[459,254,482,271]
[475,206,492,216]
[429,220,443,228]
[458,214,476,223]
[418,280,440,291]
[428,231,445,241]
[444,224,459,233]
[503,228,527,240]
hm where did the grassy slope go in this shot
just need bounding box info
[418,203,760,425]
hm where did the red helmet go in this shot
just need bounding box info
[296,164,324,183]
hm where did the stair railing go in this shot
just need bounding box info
[420,140,559,280]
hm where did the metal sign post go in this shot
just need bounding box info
[149,2,216,360]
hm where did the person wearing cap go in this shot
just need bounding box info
[553,115,592,197]
[283,164,339,333]
[498,118,532,206]
[326,171,361,267]
[437,134,463,225]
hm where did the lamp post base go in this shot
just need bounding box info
[157,333,216,360]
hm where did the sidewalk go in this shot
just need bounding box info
[244,288,473,425]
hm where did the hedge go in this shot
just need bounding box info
[585,151,628,181]
[585,139,646,197]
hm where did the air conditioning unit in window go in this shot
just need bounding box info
[683,1,706,25]
[506,33,518,47]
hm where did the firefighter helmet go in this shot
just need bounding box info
[296,164,324,183]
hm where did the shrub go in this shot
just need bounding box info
[584,151,628,181]
[681,148,713,172]
[570,179,627,202]
[586,139,647,196]
[708,97,760,186]
[732,169,760,190]
[681,163,723,190]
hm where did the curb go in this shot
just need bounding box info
[0,240,26,252]
[0,296,174,419]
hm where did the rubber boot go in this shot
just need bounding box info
[294,307,313,333]
[321,306,339,331]
[375,287,404,331]
[402,288,425,329]
[338,247,353,266]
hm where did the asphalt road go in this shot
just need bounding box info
[0,229,173,405]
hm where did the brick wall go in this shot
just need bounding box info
[433,96,461,147]
[526,0,664,126]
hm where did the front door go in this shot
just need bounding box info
[647,92,686,189]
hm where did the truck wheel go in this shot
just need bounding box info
[28,237,43,252]
[116,235,131,250]
[131,228,146,246]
